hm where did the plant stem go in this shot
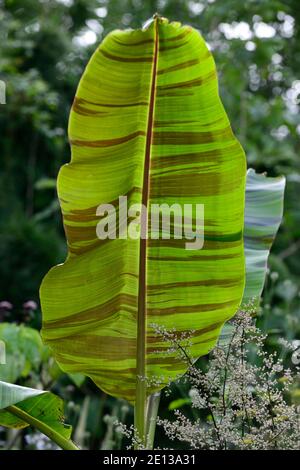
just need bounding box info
[145,392,160,449]
[134,385,146,448]
[73,395,90,448]
[222,328,237,417]
[6,405,80,450]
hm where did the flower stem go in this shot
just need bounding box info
[145,392,160,449]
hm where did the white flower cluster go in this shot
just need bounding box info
[158,304,300,450]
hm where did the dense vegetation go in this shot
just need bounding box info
[0,0,299,449]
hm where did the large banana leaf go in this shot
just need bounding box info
[40,17,246,404]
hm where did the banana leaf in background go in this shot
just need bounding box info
[219,170,286,345]
[242,169,286,307]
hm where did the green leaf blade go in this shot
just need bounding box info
[0,381,77,449]
[40,17,247,403]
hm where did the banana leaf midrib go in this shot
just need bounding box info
[136,16,159,437]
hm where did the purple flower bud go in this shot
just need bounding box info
[23,300,38,311]
[0,301,13,310]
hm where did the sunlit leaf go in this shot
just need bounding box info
[40,17,246,403]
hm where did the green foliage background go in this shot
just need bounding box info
[0,0,300,449]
